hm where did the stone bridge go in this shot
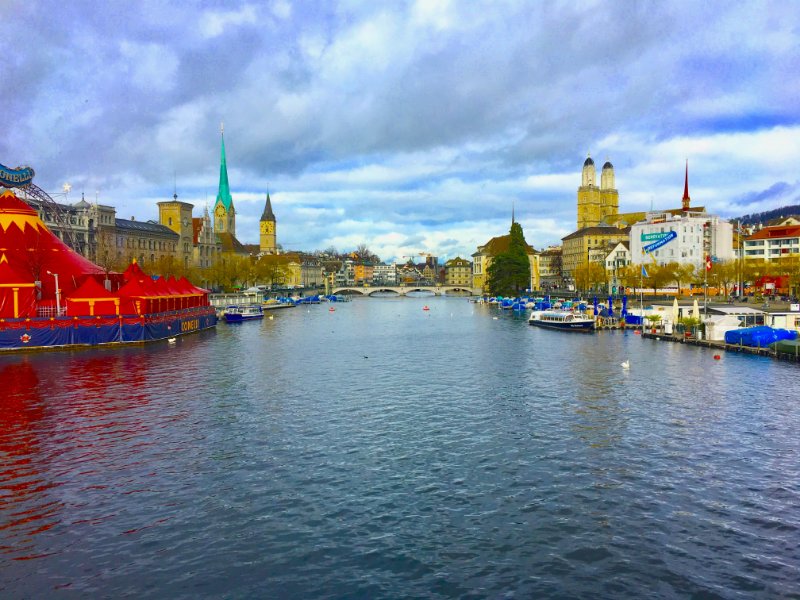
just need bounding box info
[331,285,478,297]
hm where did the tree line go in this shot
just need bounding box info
[574,258,800,297]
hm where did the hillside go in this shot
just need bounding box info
[733,205,800,226]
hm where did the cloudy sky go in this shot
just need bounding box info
[3,0,799,262]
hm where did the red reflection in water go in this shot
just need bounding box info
[0,360,62,558]
[1,353,158,562]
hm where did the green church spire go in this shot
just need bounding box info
[216,125,233,211]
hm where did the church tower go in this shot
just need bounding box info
[577,154,597,229]
[599,160,619,220]
[581,155,596,187]
[259,193,277,254]
[213,126,236,236]
[577,154,619,229]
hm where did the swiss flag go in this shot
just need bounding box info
[705,255,713,271]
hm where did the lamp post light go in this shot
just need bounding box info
[47,270,61,316]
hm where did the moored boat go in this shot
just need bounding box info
[223,304,264,322]
[528,310,594,332]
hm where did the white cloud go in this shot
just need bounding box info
[199,5,258,38]
[119,41,179,91]
[271,0,291,20]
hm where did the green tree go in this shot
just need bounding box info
[742,259,767,293]
[649,263,675,294]
[487,222,531,296]
[254,255,290,288]
[672,263,695,296]
[208,255,251,292]
[713,260,737,297]
[617,264,640,294]
[573,262,607,294]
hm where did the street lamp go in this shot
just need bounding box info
[47,271,61,316]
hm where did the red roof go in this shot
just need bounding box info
[123,260,146,280]
[192,217,203,245]
[66,276,119,300]
[178,276,209,295]
[746,225,800,241]
[118,276,154,298]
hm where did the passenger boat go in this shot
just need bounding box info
[223,304,264,322]
[528,310,595,332]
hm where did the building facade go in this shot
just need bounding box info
[300,254,324,288]
[561,226,630,281]
[744,224,800,262]
[604,241,630,294]
[445,257,472,286]
[354,263,375,285]
[629,211,734,268]
[114,217,179,268]
[538,246,563,289]
[192,207,220,271]
[373,263,397,285]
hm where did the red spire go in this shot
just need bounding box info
[682,159,690,211]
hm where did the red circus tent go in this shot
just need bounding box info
[65,276,121,316]
[122,259,147,281]
[117,275,156,315]
[0,187,215,319]
[0,252,37,318]
[177,276,207,307]
[0,189,105,301]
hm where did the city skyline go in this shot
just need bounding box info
[2,1,799,262]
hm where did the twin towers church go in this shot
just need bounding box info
[210,129,277,256]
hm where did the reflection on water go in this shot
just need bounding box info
[1,298,799,598]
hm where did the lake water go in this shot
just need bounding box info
[1,296,798,598]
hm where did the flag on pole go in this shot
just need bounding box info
[641,264,648,278]
[705,255,712,271]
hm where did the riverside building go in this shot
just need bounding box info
[629,165,733,268]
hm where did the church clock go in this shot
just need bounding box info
[261,221,275,234]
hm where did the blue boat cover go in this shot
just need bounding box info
[724,326,798,347]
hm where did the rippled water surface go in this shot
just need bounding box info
[1,297,799,598]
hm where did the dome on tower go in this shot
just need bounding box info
[602,161,613,170]
[583,156,595,167]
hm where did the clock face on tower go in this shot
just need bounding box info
[262,222,274,234]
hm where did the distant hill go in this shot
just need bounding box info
[734,205,800,226]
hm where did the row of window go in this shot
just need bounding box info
[745,238,800,247]
[116,236,178,251]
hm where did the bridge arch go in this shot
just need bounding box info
[332,288,369,296]
[330,285,479,297]
[366,288,401,296]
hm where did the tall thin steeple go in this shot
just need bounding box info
[511,200,515,225]
[682,159,691,212]
[216,123,233,211]
[261,192,275,222]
